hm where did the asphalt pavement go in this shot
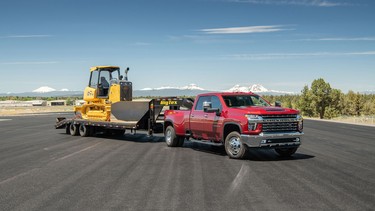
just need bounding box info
[0,113,374,210]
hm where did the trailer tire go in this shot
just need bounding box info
[224,131,247,159]
[275,147,298,157]
[165,126,183,147]
[70,124,79,136]
[79,124,90,137]
[65,124,71,134]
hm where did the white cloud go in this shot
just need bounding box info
[302,37,375,41]
[200,25,290,34]
[229,0,349,7]
[0,61,59,65]
[1,35,52,38]
[227,51,375,60]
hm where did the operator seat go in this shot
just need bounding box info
[99,77,110,96]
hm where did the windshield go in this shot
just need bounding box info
[222,95,270,107]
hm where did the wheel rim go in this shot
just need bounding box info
[70,124,75,132]
[80,125,85,134]
[228,136,241,155]
[166,129,172,145]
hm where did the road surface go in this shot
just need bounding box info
[0,113,374,210]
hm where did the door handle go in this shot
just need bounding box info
[191,115,194,118]
[204,114,208,118]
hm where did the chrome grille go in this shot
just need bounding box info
[261,114,297,119]
[262,122,298,132]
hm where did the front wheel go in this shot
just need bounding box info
[165,126,184,147]
[225,131,247,159]
[275,147,298,157]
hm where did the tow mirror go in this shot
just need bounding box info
[203,101,212,110]
[275,101,282,107]
[203,101,221,116]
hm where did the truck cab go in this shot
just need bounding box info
[164,92,304,159]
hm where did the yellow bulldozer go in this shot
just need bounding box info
[74,66,132,121]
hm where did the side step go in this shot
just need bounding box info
[189,139,223,146]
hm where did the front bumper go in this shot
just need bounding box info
[241,132,303,148]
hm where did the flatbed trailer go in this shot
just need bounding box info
[55,97,193,137]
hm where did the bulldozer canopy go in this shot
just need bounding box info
[90,66,120,72]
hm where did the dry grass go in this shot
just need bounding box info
[0,106,74,116]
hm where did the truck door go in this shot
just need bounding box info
[205,96,223,141]
[190,96,210,139]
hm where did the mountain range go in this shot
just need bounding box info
[6,83,367,97]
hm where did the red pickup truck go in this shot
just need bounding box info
[164,92,304,159]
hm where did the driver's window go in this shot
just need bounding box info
[89,71,99,88]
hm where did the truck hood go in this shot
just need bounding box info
[229,106,299,115]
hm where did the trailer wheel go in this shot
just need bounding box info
[79,124,90,137]
[224,131,247,159]
[275,147,298,157]
[165,126,183,147]
[65,124,71,134]
[70,124,79,136]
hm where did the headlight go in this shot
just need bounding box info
[245,114,259,119]
[297,115,303,132]
[246,114,262,131]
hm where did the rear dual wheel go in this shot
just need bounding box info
[165,126,184,147]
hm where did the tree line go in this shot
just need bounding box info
[263,78,375,119]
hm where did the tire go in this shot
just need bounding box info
[79,124,90,137]
[224,131,247,159]
[275,147,298,157]
[69,124,79,136]
[65,124,70,134]
[165,126,183,147]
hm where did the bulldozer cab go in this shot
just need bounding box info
[89,66,120,98]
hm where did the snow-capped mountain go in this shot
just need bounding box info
[180,84,205,90]
[135,84,209,97]
[225,84,294,95]
[141,84,205,91]
[32,86,56,93]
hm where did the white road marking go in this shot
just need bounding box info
[55,142,102,161]
[0,119,12,121]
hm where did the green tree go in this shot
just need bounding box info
[344,91,364,116]
[297,85,315,117]
[310,78,332,119]
[324,88,344,119]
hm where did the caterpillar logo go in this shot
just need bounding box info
[160,100,178,106]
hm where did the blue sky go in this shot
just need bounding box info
[0,0,374,93]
